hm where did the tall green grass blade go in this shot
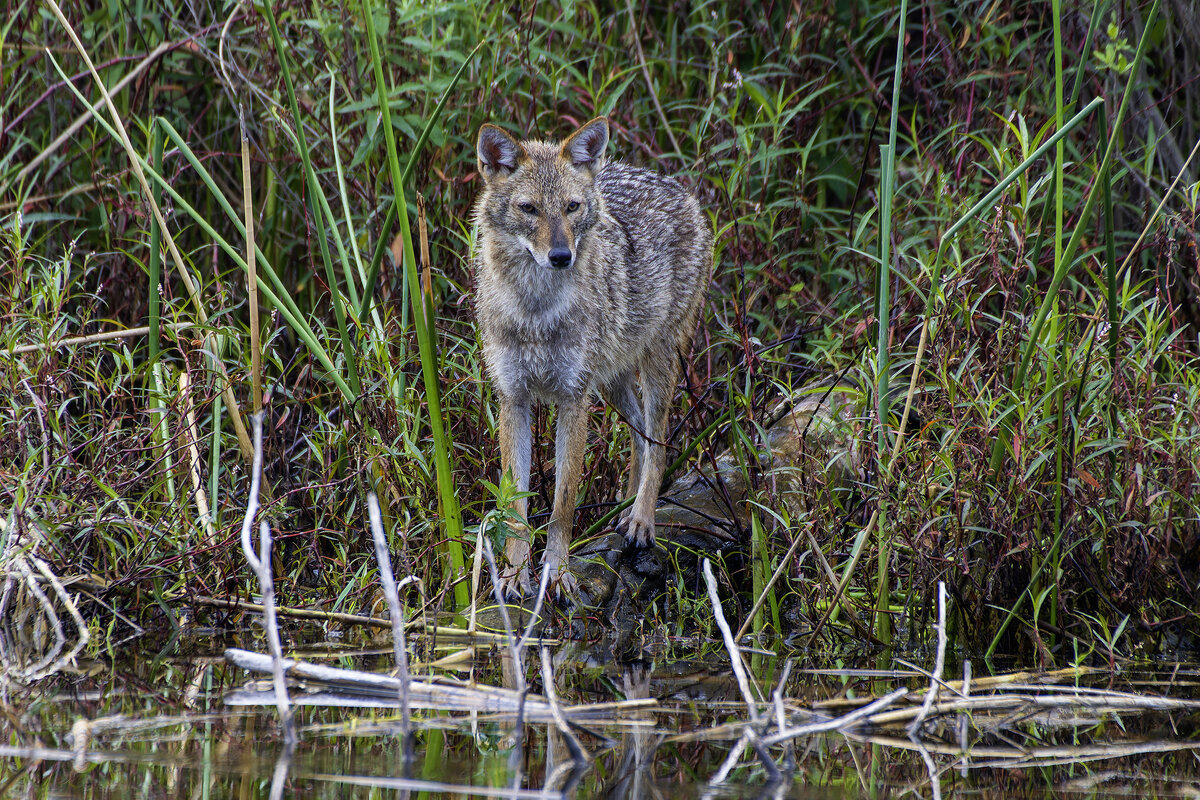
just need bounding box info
[1025,0,1109,277]
[358,44,482,323]
[362,0,468,610]
[146,120,357,403]
[750,513,767,640]
[146,119,168,502]
[327,69,364,314]
[147,120,163,370]
[1046,0,1066,636]
[262,2,361,398]
[48,67,354,403]
[1100,110,1119,398]
[875,141,894,644]
[153,122,305,337]
[989,0,1160,474]
[876,144,894,450]
[876,0,906,457]
[873,0,907,644]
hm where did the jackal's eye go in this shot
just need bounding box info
[566,201,580,213]
[517,202,537,215]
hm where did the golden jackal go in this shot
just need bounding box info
[473,117,711,597]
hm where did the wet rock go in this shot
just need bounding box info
[568,386,864,656]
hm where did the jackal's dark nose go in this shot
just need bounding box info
[548,248,573,269]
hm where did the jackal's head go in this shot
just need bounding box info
[475,118,608,271]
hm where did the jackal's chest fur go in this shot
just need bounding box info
[475,259,598,402]
[483,328,591,402]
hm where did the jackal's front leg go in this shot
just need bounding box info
[546,399,589,596]
[497,396,532,597]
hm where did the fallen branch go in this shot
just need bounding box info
[224,647,656,720]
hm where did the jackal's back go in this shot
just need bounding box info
[591,161,710,355]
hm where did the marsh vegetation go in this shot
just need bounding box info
[2,0,1200,794]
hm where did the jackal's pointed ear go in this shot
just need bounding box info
[561,117,609,173]
[477,124,524,183]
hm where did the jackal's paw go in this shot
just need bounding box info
[616,512,657,548]
[542,556,578,603]
[495,564,532,601]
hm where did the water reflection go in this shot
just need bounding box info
[3,628,1199,798]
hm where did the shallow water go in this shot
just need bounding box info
[6,625,1200,799]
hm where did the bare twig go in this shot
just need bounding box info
[179,370,217,546]
[772,659,795,769]
[624,0,683,159]
[2,322,196,356]
[269,747,292,800]
[227,648,639,718]
[516,559,552,651]
[478,537,529,737]
[772,659,793,733]
[763,688,909,745]
[191,595,391,628]
[865,690,1200,727]
[708,732,749,785]
[916,739,943,800]
[959,659,971,776]
[908,581,947,738]
[702,559,760,721]
[196,593,529,641]
[702,558,782,784]
[467,513,489,633]
[368,492,411,734]
[239,413,295,747]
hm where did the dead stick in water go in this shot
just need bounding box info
[238,413,296,747]
[908,581,948,738]
[368,491,412,735]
